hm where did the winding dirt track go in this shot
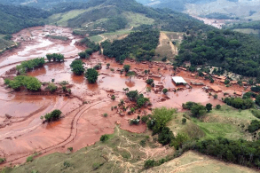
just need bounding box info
[4,99,110,164]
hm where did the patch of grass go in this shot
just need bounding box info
[48,9,88,26]
[7,128,172,173]
[89,35,103,43]
[46,35,69,41]
[122,12,154,27]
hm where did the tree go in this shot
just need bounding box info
[123,65,131,72]
[106,63,110,69]
[24,77,41,91]
[78,52,86,59]
[206,103,212,112]
[191,104,206,118]
[146,79,154,85]
[256,94,260,106]
[70,60,85,75]
[158,127,174,145]
[163,88,168,94]
[85,68,99,83]
[216,104,221,110]
[126,90,138,101]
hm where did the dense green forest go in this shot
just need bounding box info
[102,30,159,62]
[176,30,260,77]
[0,4,49,34]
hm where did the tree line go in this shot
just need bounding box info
[176,30,260,77]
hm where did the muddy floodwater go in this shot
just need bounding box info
[0,26,245,166]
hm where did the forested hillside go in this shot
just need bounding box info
[176,30,260,77]
[0,4,49,34]
[102,30,159,62]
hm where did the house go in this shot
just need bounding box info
[172,76,187,85]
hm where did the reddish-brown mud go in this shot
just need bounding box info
[0,26,248,166]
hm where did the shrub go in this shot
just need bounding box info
[103,113,108,117]
[213,94,218,99]
[141,116,149,123]
[248,120,260,133]
[6,76,41,91]
[111,95,116,100]
[123,65,130,72]
[251,86,260,92]
[68,147,73,152]
[182,118,186,124]
[43,109,62,122]
[144,160,156,169]
[224,97,254,109]
[147,107,176,135]
[85,68,99,83]
[146,79,154,85]
[136,94,149,108]
[26,156,33,162]
[140,140,146,147]
[100,134,110,142]
[215,104,221,110]
[206,103,212,112]
[78,51,86,59]
[163,88,168,94]
[251,109,260,119]
[130,118,140,125]
[158,127,175,145]
[126,90,138,101]
[0,158,6,164]
[191,104,206,118]
[47,83,57,92]
[224,79,230,85]
[92,163,101,170]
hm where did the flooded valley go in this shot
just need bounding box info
[0,26,247,166]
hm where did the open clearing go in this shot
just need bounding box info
[48,9,88,26]
[5,128,174,173]
[154,32,181,62]
[123,12,154,28]
[142,151,258,173]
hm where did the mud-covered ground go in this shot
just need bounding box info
[0,26,247,166]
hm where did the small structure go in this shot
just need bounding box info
[172,76,187,85]
[210,85,222,92]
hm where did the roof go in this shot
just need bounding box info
[172,76,187,84]
[210,85,222,92]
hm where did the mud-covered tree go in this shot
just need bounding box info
[85,68,99,83]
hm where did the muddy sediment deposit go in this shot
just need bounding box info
[0,26,247,166]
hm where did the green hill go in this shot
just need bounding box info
[0,4,49,34]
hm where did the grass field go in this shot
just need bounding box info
[48,9,88,26]
[154,32,182,62]
[122,12,154,28]
[142,151,258,173]
[0,38,15,52]
[89,35,104,43]
[233,28,260,35]
[168,105,257,141]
